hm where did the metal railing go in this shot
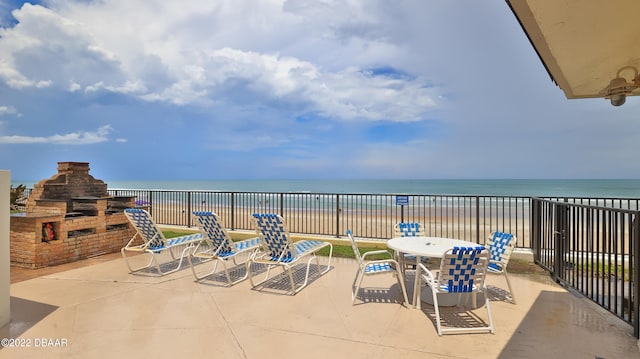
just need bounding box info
[531,198,639,338]
[107,189,532,247]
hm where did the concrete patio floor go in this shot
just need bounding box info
[1,251,639,359]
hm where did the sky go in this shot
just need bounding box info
[0,0,639,182]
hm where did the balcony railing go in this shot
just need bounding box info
[531,198,639,338]
[108,189,532,247]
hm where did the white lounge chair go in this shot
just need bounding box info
[249,213,333,294]
[122,208,202,275]
[188,211,261,286]
[487,231,517,303]
[347,230,408,305]
[418,246,494,335]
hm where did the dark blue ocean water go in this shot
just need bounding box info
[13,178,640,198]
[93,179,640,198]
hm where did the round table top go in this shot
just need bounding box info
[387,236,481,258]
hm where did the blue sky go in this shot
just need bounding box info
[1,0,639,182]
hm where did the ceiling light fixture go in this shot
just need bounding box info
[601,66,639,106]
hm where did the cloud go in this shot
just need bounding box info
[0,105,21,117]
[0,124,115,144]
[0,1,439,122]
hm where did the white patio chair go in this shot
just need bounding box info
[393,222,429,274]
[418,246,494,335]
[122,208,202,275]
[188,211,261,286]
[249,213,333,294]
[486,231,517,303]
[347,230,409,305]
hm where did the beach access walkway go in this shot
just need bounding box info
[2,250,639,359]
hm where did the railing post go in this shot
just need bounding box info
[187,191,192,228]
[231,192,235,230]
[553,203,568,283]
[148,190,153,216]
[634,212,640,338]
[336,194,340,238]
[280,193,284,217]
[475,196,480,243]
[531,198,540,263]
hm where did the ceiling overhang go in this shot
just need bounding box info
[506,0,640,100]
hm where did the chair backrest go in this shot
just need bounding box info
[394,222,425,237]
[487,231,516,265]
[438,246,489,293]
[124,208,166,250]
[192,211,235,255]
[346,230,364,265]
[252,213,297,261]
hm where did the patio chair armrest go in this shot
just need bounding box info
[362,249,392,260]
[417,263,436,284]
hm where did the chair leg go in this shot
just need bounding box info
[248,261,277,288]
[484,290,495,333]
[351,269,362,304]
[286,265,298,294]
[396,272,409,305]
[121,248,155,273]
[353,271,366,304]
[431,286,443,336]
[153,246,188,275]
[504,271,516,304]
[320,244,333,274]
[225,252,254,285]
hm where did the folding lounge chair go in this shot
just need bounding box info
[393,222,428,274]
[418,246,494,335]
[188,211,261,286]
[122,208,203,275]
[249,213,333,294]
[486,231,517,303]
[347,230,408,305]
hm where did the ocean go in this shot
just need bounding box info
[24,178,640,198]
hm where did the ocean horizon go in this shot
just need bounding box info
[12,178,640,198]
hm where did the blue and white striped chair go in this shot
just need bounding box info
[249,213,333,294]
[122,208,203,275]
[348,230,408,305]
[487,231,517,303]
[393,222,428,274]
[188,211,261,286]
[418,246,494,335]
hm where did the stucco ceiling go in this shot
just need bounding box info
[507,0,640,100]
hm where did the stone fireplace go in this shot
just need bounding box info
[10,162,137,268]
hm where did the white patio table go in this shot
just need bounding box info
[387,236,481,309]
